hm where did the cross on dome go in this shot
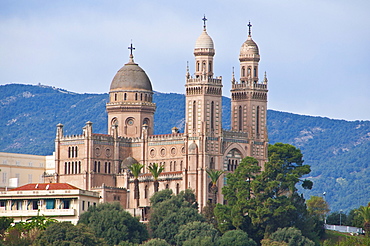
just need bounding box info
[202,15,207,30]
[128,42,136,62]
[247,21,252,36]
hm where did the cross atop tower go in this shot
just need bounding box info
[247,21,252,36]
[202,15,207,30]
[128,42,135,56]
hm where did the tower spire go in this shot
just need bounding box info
[247,21,252,36]
[128,41,135,62]
[202,15,207,31]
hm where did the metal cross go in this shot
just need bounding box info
[128,42,135,56]
[202,15,207,30]
[247,21,252,36]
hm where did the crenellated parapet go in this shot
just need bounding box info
[133,171,183,182]
[223,130,249,140]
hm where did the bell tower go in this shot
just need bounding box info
[106,44,156,138]
[185,16,223,138]
[230,22,268,163]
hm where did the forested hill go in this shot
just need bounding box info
[1,83,369,212]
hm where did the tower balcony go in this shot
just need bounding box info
[186,77,222,85]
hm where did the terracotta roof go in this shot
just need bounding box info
[11,183,80,191]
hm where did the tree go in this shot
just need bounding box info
[129,163,145,207]
[268,227,315,246]
[183,236,213,246]
[215,143,319,243]
[218,230,256,246]
[174,221,219,246]
[357,204,370,236]
[306,196,330,221]
[0,217,13,236]
[206,169,224,204]
[78,202,148,245]
[149,189,204,245]
[35,221,104,246]
[148,163,164,193]
[142,238,171,246]
[326,211,347,225]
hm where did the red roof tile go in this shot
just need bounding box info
[10,183,80,191]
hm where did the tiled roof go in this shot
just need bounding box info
[10,183,80,191]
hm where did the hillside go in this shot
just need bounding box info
[1,83,369,213]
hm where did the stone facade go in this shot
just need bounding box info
[52,20,268,219]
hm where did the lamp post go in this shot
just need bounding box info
[323,192,327,224]
[339,209,343,226]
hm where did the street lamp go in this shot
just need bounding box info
[339,209,343,226]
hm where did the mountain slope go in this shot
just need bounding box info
[0,83,369,212]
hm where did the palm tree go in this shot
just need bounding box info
[206,169,224,204]
[147,163,164,192]
[357,205,370,236]
[129,163,145,208]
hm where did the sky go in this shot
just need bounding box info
[1,0,369,121]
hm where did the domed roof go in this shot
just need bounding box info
[240,36,259,56]
[121,156,139,169]
[195,30,214,49]
[110,56,153,91]
[189,142,198,152]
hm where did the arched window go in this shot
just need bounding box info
[68,162,71,174]
[68,147,71,158]
[144,185,148,198]
[211,101,214,130]
[78,161,81,174]
[239,106,243,131]
[166,184,169,189]
[210,157,215,170]
[180,161,183,171]
[75,146,78,158]
[64,162,67,174]
[242,66,245,77]
[176,183,180,195]
[98,161,101,173]
[124,93,127,100]
[140,93,143,101]
[174,161,176,171]
[193,101,197,130]
[254,67,257,77]
[170,161,172,172]
[114,93,117,101]
[94,161,97,172]
[145,94,147,101]
[248,67,251,77]
[108,162,111,174]
[135,93,138,100]
[209,61,212,72]
[256,106,260,135]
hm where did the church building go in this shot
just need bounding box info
[50,19,268,218]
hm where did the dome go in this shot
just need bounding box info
[110,58,153,91]
[240,36,259,56]
[121,156,139,170]
[195,30,214,49]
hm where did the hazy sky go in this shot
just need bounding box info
[1,0,369,121]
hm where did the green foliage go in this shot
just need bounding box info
[215,144,322,243]
[306,196,330,220]
[35,221,104,246]
[183,236,214,246]
[268,227,315,246]
[218,230,257,246]
[347,208,364,228]
[141,238,170,246]
[149,189,204,245]
[129,163,145,179]
[149,188,173,207]
[148,163,165,192]
[78,202,148,245]
[174,221,219,246]
[326,211,348,225]
[0,217,13,235]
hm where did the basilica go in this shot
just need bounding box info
[51,19,268,218]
